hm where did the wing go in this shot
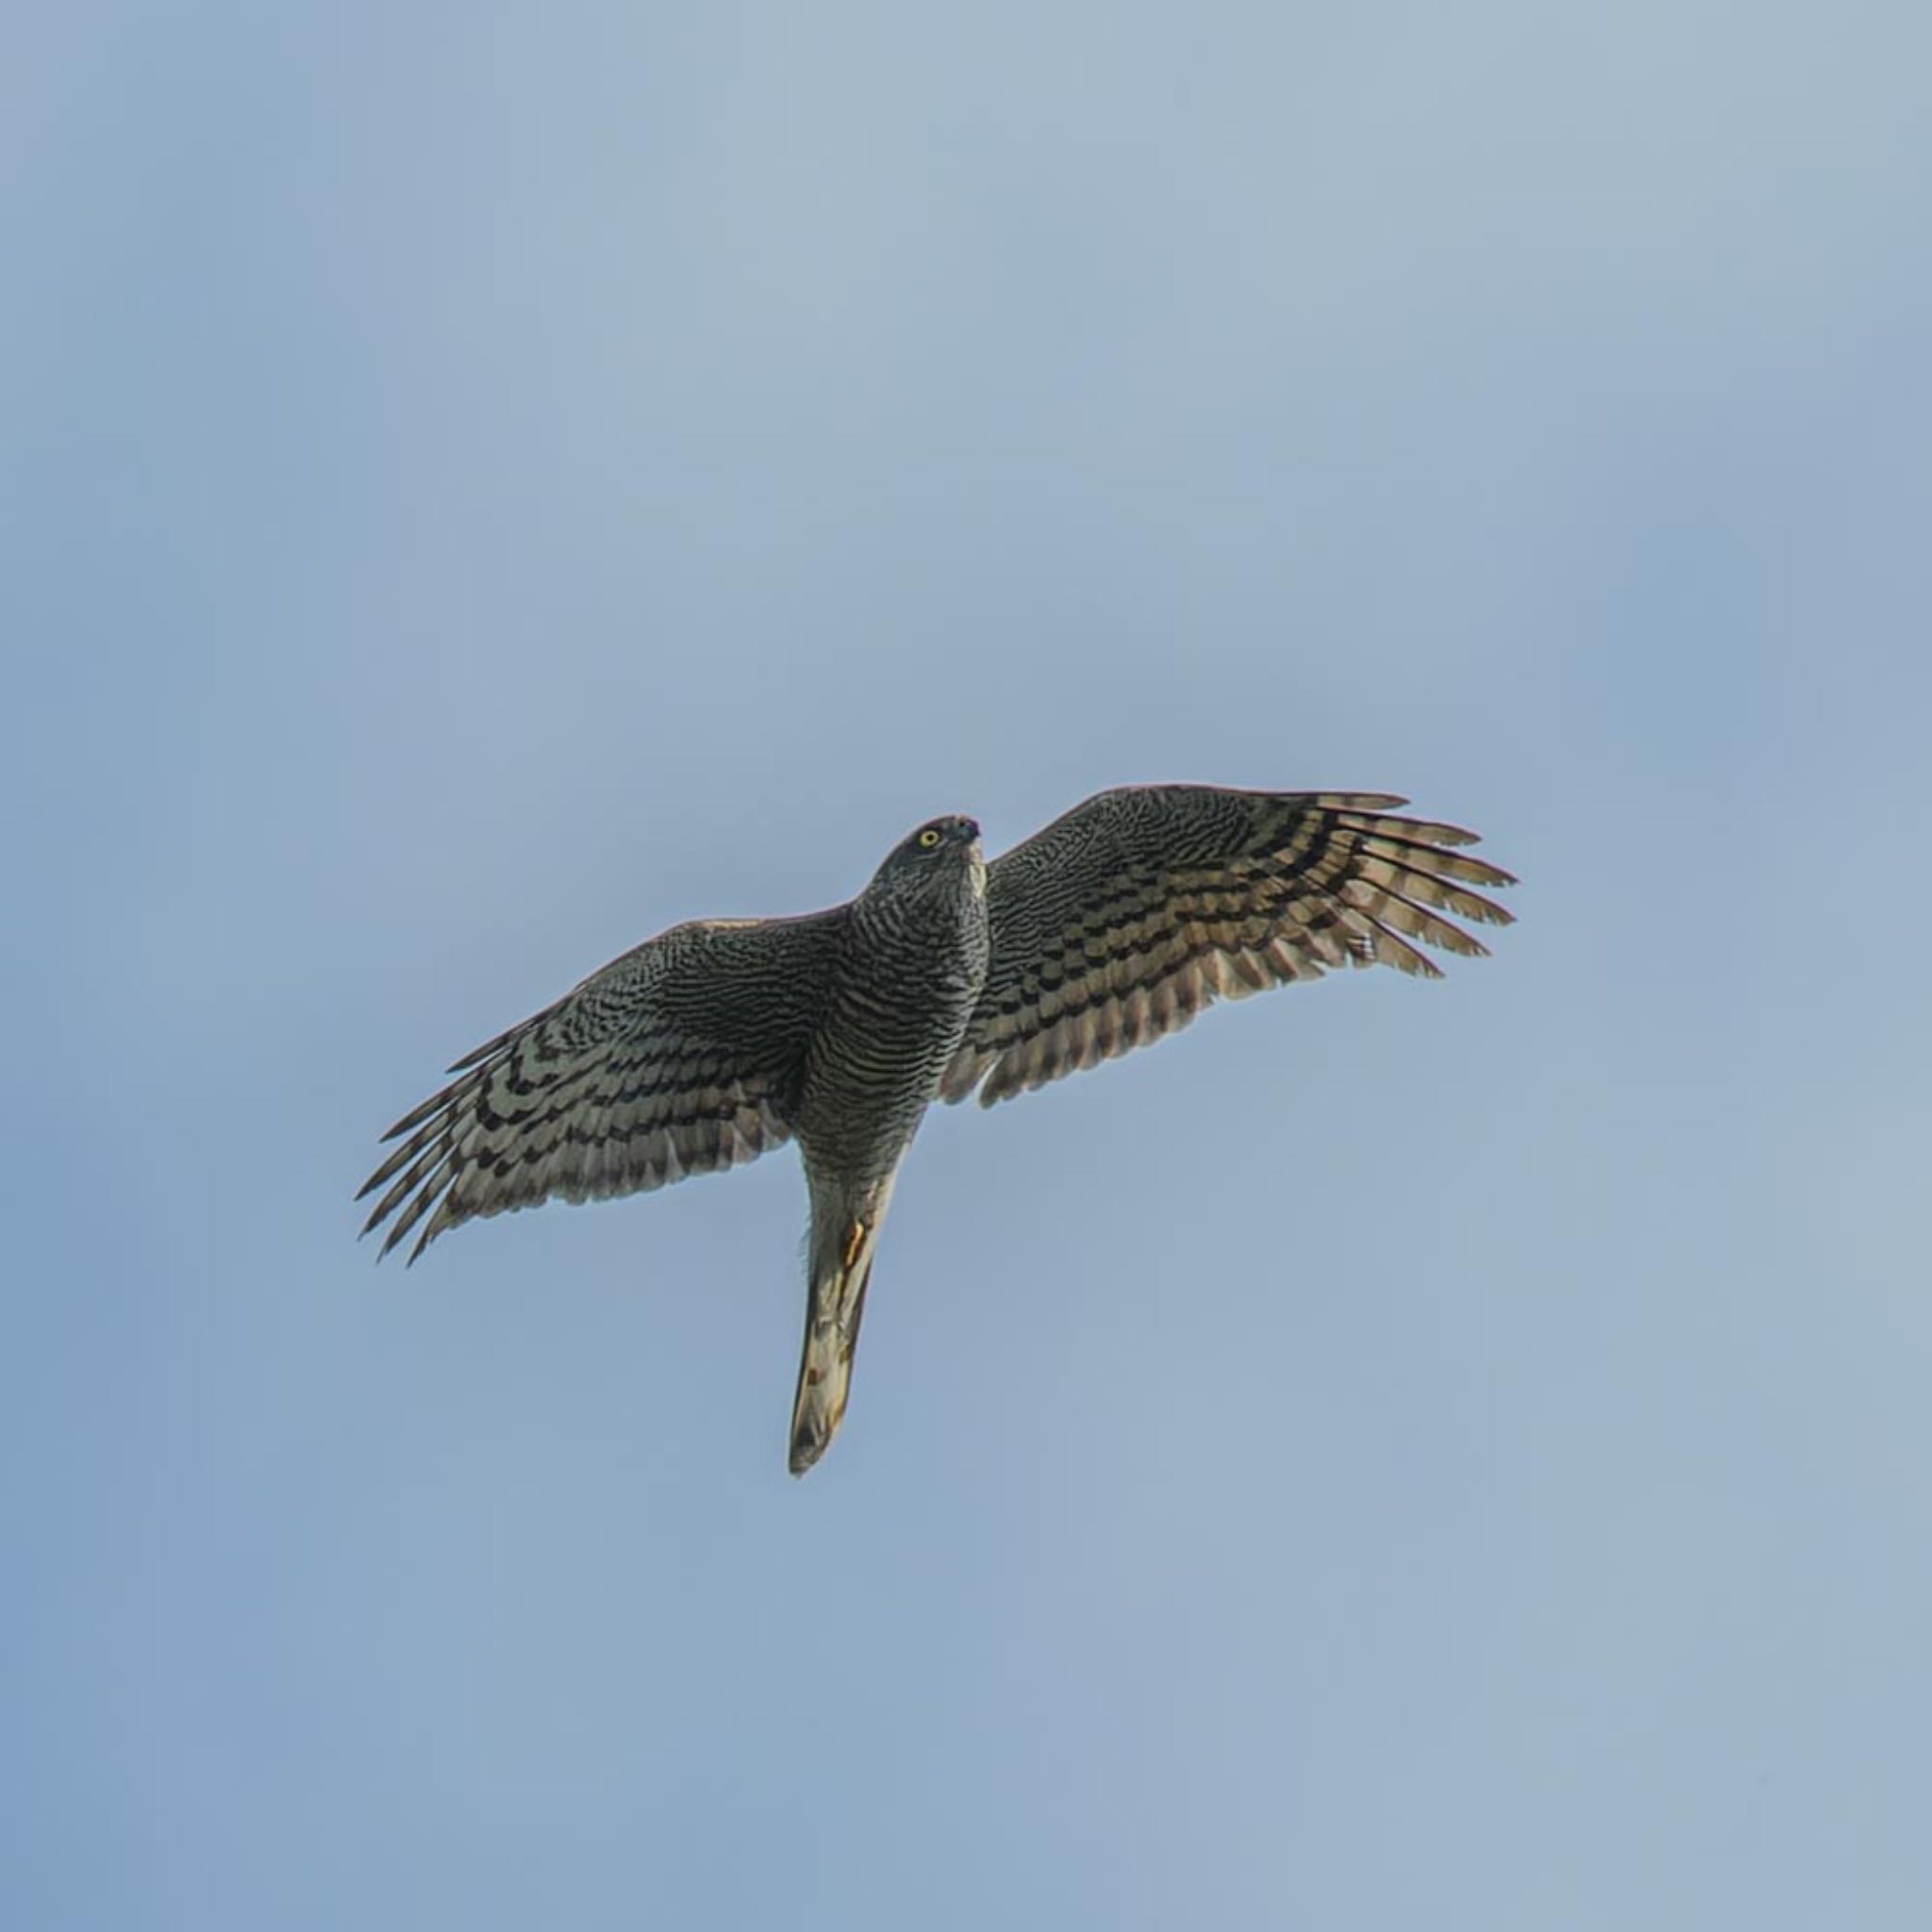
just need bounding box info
[941,786,1515,1108]
[358,910,846,1261]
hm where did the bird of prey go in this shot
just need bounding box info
[358,786,1513,1474]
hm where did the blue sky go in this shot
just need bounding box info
[7,4,1930,1926]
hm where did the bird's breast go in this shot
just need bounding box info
[795,900,988,1172]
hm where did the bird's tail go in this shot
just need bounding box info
[789,1176,894,1475]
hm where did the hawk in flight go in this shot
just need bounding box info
[358,786,1514,1473]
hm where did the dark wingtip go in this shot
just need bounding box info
[367,1214,411,1265]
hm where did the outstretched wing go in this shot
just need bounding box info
[941,787,1514,1108]
[358,910,846,1261]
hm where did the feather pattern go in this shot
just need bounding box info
[941,787,1516,1107]
[358,911,845,1262]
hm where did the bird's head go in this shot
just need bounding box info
[868,814,985,902]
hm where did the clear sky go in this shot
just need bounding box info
[7,4,1930,1927]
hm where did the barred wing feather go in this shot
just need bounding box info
[358,911,844,1261]
[941,787,1515,1108]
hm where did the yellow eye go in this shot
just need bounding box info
[916,827,942,850]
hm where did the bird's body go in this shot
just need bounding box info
[359,786,1514,1473]
[793,819,990,1176]
[786,818,990,1468]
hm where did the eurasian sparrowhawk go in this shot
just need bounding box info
[358,786,1514,1473]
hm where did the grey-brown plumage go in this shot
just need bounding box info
[358,787,1514,1474]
